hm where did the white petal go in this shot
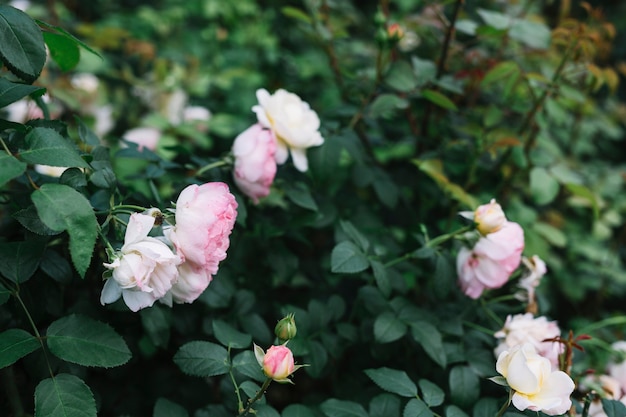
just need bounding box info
[290,148,309,172]
[122,289,157,312]
[100,278,122,305]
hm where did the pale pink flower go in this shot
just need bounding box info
[496,343,575,416]
[101,213,181,312]
[252,88,324,172]
[254,344,303,383]
[494,313,563,369]
[457,221,524,298]
[123,127,161,151]
[474,199,507,235]
[169,262,213,304]
[232,124,277,203]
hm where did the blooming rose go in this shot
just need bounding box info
[496,343,575,415]
[101,213,180,312]
[232,124,277,203]
[474,199,507,235]
[169,262,213,304]
[254,343,303,383]
[123,127,161,151]
[494,313,563,369]
[252,88,324,172]
[457,221,524,298]
[607,341,626,393]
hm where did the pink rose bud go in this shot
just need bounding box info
[474,199,507,235]
[232,124,277,203]
[254,344,302,383]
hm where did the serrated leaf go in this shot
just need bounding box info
[34,374,96,417]
[282,404,316,417]
[374,312,407,344]
[0,5,46,83]
[411,322,446,368]
[0,152,26,186]
[232,350,265,382]
[140,304,171,348]
[602,398,626,417]
[0,78,45,108]
[173,341,229,377]
[403,398,433,417]
[212,319,252,349]
[445,405,469,417]
[448,366,479,409]
[13,205,60,236]
[0,240,46,283]
[154,398,189,417]
[0,328,41,368]
[31,183,97,277]
[36,21,101,59]
[365,367,417,398]
[43,32,80,71]
[339,220,370,252]
[46,314,131,368]
[21,127,89,168]
[422,89,457,111]
[369,393,401,417]
[240,380,266,404]
[331,241,369,274]
[320,399,368,417]
[371,260,391,298]
[419,379,444,407]
[284,182,318,211]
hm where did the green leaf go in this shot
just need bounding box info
[212,319,252,349]
[21,127,89,168]
[411,322,446,368]
[422,89,457,111]
[257,405,281,417]
[282,404,317,417]
[173,341,229,377]
[533,222,567,248]
[529,167,559,205]
[413,159,477,209]
[566,183,599,219]
[385,60,419,92]
[0,328,41,368]
[403,399,433,417]
[477,8,511,30]
[369,94,409,119]
[419,379,444,407]
[0,240,45,283]
[43,32,80,71]
[36,21,101,59]
[371,260,391,298]
[365,367,417,398]
[154,398,189,417]
[0,282,10,306]
[31,183,97,277]
[232,350,265,383]
[0,5,46,83]
[448,366,479,409]
[284,182,318,211]
[340,220,370,252]
[510,20,550,49]
[0,152,26,186]
[281,7,312,24]
[602,398,626,417]
[46,314,131,368]
[13,205,60,236]
[369,394,400,417]
[445,405,469,417]
[331,241,369,274]
[374,312,407,344]
[305,340,328,378]
[0,77,45,108]
[75,116,101,146]
[481,61,520,86]
[140,304,171,348]
[34,374,96,417]
[320,399,368,417]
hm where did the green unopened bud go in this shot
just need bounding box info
[374,10,386,26]
[275,313,297,341]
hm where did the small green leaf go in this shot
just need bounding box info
[422,89,457,111]
[339,220,370,252]
[240,381,266,404]
[374,312,407,344]
[371,260,391,298]
[365,367,417,398]
[154,398,189,417]
[173,341,229,377]
[320,399,368,417]
[477,8,511,30]
[445,405,469,417]
[602,398,626,417]
[31,183,97,277]
[369,393,401,417]
[281,7,312,24]
[481,61,520,86]
[566,183,599,219]
[284,182,318,211]
[0,153,26,186]
[448,366,479,409]
[12,205,60,236]
[331,241,369,274]
[0,240,46,283]
[403,398,433,417]
[21,127,89,168]
[140,305,171,348]
[36,21,101,59]
[46,314,131,368]
[0,78,45,108]
[0,282,10,306]
[487,376,508,387]
[385,60,419,92]
[282,404,317,417]
[0,329,41,368]
[510,20,550,49]
[529,167,559,205]
[411,322,446,368]
[34,374,96,417]
[43,32,80,71]
[533,222,567,248]
[369,94,409,119]
[419,379,445,407]
[212,319,252,349]
[232,350,265,383]
[0,5,46,83]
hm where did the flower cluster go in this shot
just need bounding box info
[101,182,237,311]
[231,88,324,202]
[456,199,524,299]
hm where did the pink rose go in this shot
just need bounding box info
[169,262,213,304]
[254,344,299,383]
[457,221,524,298]
[232,124,277,203]
[123,127,161,151]
[474,199,507,235]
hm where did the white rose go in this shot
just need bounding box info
[494,313,563,369]
[252,88,324,172]
[496,343,574,415]
[474,198,507,235]
[101,213,181,312]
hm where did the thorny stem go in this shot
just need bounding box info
[238,378,272,417]
[420,0,464,138]
[227,347,244,414]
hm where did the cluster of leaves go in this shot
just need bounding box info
[1,1,626,417]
